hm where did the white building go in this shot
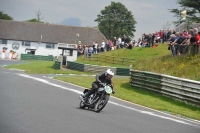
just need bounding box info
[0,20,106,61]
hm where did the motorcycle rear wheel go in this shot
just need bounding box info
[94,95,109,112]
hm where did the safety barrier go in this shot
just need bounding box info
[21,54,54,61]
[130,70,200,106]
[54,61,61,69]
[67,61,84,71]
[187,44,200,56]
[66,61,130,76]
[116,68,130,76]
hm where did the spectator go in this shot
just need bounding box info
[136,38,142,47]
[189,29,196,43]
[116,37,119,49]
[195,31,200,53]
[77,45,83,56]
[84,45,89,58]
[142,39,148,47]
[193,28,198,36]
[109,39,113,50]
[94,42,98,54]
[167,29,171,40]
[127,41,133,49]
[124,36,130,45]
[159,30,163,43]
[106,40,110,51]
[113,37,117,49]
[101,40,105,52]
[121,36,125,48]
[88,45,93,57]
[177,33,187,55]
[118,37,122,49]
[168,34,176,56]
[152,33,155,46]
[163,29,168,43]
[148,34,152,47]
[172,29,176,34]
[141,34,145,41]
[170,32,180,56]
[180,33,191,54]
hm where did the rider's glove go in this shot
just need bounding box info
[100,82,106,86]
[112,90,115,94]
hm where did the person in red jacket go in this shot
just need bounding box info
[196,32,200,47]
[159,30,163,43]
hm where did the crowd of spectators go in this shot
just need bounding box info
[166,28,200,56]
[77,27,200,57]
[77,35,133,57]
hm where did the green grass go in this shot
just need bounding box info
[55,76,200,120]
[77,44,200,81]
[77,44,169,67]
[5,60,92,74]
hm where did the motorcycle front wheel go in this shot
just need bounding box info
[79,101,86,109]
[94,94,110,112]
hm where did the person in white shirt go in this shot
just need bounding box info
[118,37,122,49]
[101,40,105,52]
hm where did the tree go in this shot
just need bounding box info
[26,18,39,22]
[0,11,13,20]
[169,0,200,29]
[35,9,44,22]
[26,10,44,23]
[95,2,137,39]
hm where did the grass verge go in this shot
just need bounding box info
[4,60,93,74]
[77,44,200,81]
[55,76,200,120]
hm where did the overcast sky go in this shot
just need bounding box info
[0,0,180,40]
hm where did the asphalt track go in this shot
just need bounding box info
[0,59,200,133]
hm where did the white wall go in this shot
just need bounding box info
[66,50,77,61]
[0,40,77,61]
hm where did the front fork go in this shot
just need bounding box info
[99,92,106,102]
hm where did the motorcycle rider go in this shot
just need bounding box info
[83,69,115,103]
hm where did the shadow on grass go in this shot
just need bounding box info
[120,82,200,111]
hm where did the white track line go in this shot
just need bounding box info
[18,73,199,127]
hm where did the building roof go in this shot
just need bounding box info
[0,19,106,45]
[175,22,200,32]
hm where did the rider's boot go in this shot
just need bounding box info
[84,89,95,103]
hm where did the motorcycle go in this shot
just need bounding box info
[79,83,113,112]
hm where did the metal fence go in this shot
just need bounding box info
[66,61,130,76]
[84,54,134,66]
[187,44,200,56]
[169,43,199,56]
[130,70,200,107]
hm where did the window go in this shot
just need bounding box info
[22,41,31,47]
[65,50,73,56]
[0,39,7,45]
[46,43,55,49]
